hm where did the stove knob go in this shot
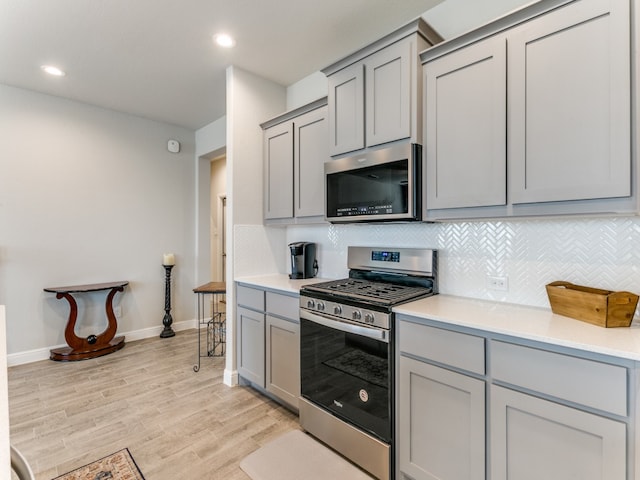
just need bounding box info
[306,299,316,309]
[365,313,375,324]
[352,310,362,321]
[317,302,325,311]
[333,305,342,315]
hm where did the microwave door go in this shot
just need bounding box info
[325,143,421,223]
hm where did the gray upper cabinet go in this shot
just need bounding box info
[508,0,630,204]
[421,0,635,220]
[364,40,412,148]
[324,18,442,158]
[263,121,294,220]
[261,98,328,224]
[294,105,328,219]
[327,63,365,156]
[424,34,507,210]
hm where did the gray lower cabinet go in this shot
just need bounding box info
[236,283,300,410]
[399,356,485,480]
[489,339,628,480]
[237,306,265,386]
[490,385,626,480]
[397,315,635,480]
[266,315,299,409]
[236,284,266,386]
[398,319,486,480]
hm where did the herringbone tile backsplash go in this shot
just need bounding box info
[254,216,640,311]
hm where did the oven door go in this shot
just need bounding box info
[300,308,392,443]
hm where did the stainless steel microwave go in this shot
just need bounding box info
[325,143,422,223]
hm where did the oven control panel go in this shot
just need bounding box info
[300,295,390,330]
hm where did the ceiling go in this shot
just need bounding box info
[0,0,530,131]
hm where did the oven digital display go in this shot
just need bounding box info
[371,250,400,262]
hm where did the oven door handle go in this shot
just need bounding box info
[300,309,389,343]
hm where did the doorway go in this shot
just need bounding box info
[210,155,227,282]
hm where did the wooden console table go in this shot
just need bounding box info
[44,281,128,361]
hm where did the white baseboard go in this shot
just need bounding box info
[7,318,198,367]
[224,368,239,387]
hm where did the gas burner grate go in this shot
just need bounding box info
[304,278,432,306]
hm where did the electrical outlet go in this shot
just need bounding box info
[487,275,509,292]
[114,306,122,318]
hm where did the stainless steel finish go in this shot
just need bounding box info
[348,246,437,278]
[325,142,413,175]
[299,397,390,480]
[300,308,389,343]
[300,294,390,329]
[298,245,438,480]
[325,143,420,223]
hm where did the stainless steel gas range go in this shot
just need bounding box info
[298,246,438,480]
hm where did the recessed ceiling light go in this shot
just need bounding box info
[41,65,66,77]
[214,33,235,48]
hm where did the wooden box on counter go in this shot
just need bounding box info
[546,281,639,328]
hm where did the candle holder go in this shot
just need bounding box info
[160,264,176,338]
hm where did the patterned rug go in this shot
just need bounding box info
[52,448,145,480]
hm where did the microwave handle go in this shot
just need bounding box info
[300,309,389,343]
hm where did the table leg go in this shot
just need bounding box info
[50,286,126,361]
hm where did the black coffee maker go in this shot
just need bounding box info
[289,242,317,279]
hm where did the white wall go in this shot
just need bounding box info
[195,116,226,158]
[0,84,197,359]
[422,0,531,38]
[286,71,328,111]
[224,66,288,384]
[0,306,8,480]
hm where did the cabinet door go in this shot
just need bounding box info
[266,315,300,409]
[263,121,293,219]
[327,62,364,156]
[508,0,630,204]
[490,385,626,480]
[424,35,506,209]
[365,40,412,148]
[236,306,265,387]
[399,356,485,480]
[294,106,328,218]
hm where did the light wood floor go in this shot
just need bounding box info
[8,330,300,479]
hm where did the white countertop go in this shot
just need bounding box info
[395,295,640,362]
[235,274,328,295]
[233,275,640,362]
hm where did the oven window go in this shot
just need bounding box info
[300,318,391,442]
[326,159,409,218]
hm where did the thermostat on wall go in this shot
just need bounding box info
[167,139,180,153]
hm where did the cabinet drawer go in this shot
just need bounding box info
[266,291,299,321]
[236,285,265,311]
[399,320,485,375]
[491,340,627,416]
